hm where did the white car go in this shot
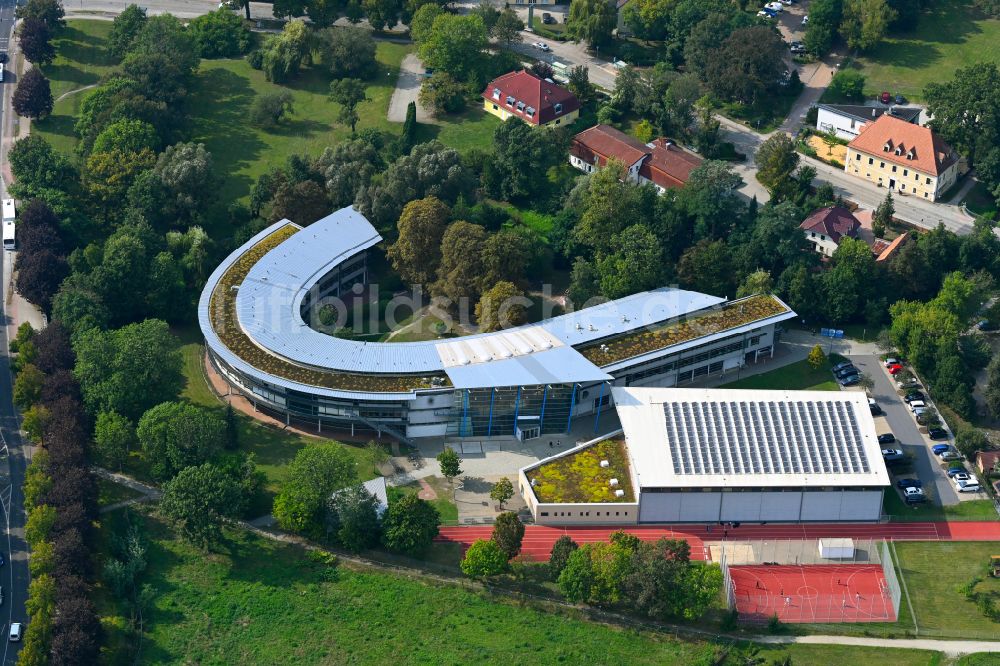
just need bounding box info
[536,42,551,52]
[765,2,783,11]
[802,14,809,24]
[954,476,981,493]
[908,400,926,412]
[757,9,775,17]
[884,357,899,367]
[8,623,20,642]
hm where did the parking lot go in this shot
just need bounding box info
[846,355,969,507]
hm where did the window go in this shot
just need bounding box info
[505,95,515,106]
[516,101,526,112]
[880,161,885,168]
[555,119,561,125]
[903,169,908,176]
[868,157,873,165]
[492,88,501,100]
[525,106,535,117]
[554,103,563,114]
[492,104,498,110]
[901,184,906,191]
[926,177,931,185]
[540,511,549,516]
[924,192,928,198]
[892,165,897,173]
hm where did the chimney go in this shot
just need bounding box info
[872,108,876,117]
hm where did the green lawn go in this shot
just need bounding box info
[720,354,847,391]
[892,541,1000,638]
[387,476,458,524]
[855,0,1000,102]
[96,477,143,508]
[964,180,999,219]
[117,514,942,665]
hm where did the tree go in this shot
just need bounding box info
[566,0,616,48]
[755,133,800,195]
[386,197,450,286]
[366,440,390,474]
[805,0,844,56]
[549,535,579,580]
[419,71,467,114]
[250,91,294,128]
[12,68,54,119]
[188,8,251,58]
[567,65,594,104]
[410,2,443,44]
[433,221,488,305]
[160,463,242,548]
[823,237,877,322]
[92,118,159,155]
[840,0,896,51]
[85,148,156,211]
[270,179,330,225]
[736,269,774,298]
[260,20,311,83]
[828,69,866,102]
[108,4,147,59]
[621,0,672,41]
[315,26,378,79]
[483,118,566,203]
[873,190,894,238]
[596,224,663,299]
[314,138,382,208]
[73,319,183,421]
[491,511,525,560]
[362,0,403,30]
[807,344,827,370]
[490,477,514,510]
[154,142,219,226]
[437,446,463,483]
[491,8,523,46]
[136,401,226,480]
[676,160,744,240]
[329,78,369,134]
[93,411,134,471]
[381,493,440,554]
[460,538,508,577]
[476,281,528,332]
[328,484,381,552]
[955,428,991,459]
[677,239,734,297]
[8,135,76,200]
[927,64,1000,168]
[401,100,418,150]
[13,364,44,410]
[567,257,601,309]
[18,17,55,65]
[705,26,786,105]
[574,161,657,251]
[16,0,65,31]
[418,13,488,83]
[272,444,357,537]
[15,249,68,312]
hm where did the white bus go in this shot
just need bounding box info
[2,199,15,251]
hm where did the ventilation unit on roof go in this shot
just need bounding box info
[609,478,619,487]
[600,460,610,468]
[614,489,625,498]
[589,324,596,331]
[600,344,609,353]
[576,322,583,330]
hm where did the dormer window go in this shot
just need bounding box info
[554,103,563,114]
[492,88,501,100]
[883,140,893,152]
[894,147,902,155]
[906,148,915,160]
[525,106,535,117]
[505,95,515,106]
[516,101,526,112]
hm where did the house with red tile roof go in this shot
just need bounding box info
[569,124,703,193]
[799,206,861,257]
[976,449,1000,476]
[844,115,961,201]
[482,70,580,127]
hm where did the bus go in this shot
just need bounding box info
[2,199,15,251]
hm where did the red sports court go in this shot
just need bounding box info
[728,564,896,623]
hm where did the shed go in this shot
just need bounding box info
[818,538,855,559]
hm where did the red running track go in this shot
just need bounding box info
[434,521,1000,561]
[729,564,896,624]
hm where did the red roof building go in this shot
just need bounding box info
[481,70,581,127]
[569,124,703,193]
[799,206,861,258]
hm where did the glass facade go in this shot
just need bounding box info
[447,383,580,437]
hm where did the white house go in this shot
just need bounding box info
[816,104,921,141]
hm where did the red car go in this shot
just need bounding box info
[887,363,904,375]
[880,91,891,104]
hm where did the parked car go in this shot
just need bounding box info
[977,319,998,331]
[839,374,861,386]
[904,391,924,403]
[908,400,926,412]
[932,443,951,454]
[895,94,907,105]
[903,487,926,504]
[916,411,936,426]
[780,0,795,4]
[884,357,899,367]
[947,467,970,478]
[897,378,921,390]
[801,14,809,25]
[880,91,892,104]
[878,433,896,444]
[758,8,777,17]
[887,364,904,375]
[834,365,858,378]
[8,623,20,642]
[542,14,556,24]
[870,403,883,416]
[790,43,806,54]
[833,361,854,372]
[882,448,905,462]
[940,450,964,462]
[765,1,783,10]
[896,477,922,489]
[536,42,551,52]
[928,427,949,440]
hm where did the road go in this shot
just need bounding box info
[850,355,960,506]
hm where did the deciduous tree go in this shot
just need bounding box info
[755,133,800,195]
[12,68,54,119]
[433,221,488,305]
[381,493,440,554]
[93,411,135,471]
[329,78,369,134]
[491,511,524,559]
[490,477,514,510]
[315,26,378,79]
[419,13,488,83]
[436,446,463,483]
[18,17,55,65]
[272,444,357,537]
[327,484,381,552]
[136,401,226,480]
[705,26,785,105]
[840,0,896,51]
[108,4,147,59]
[476,281,527,332]
[490,8,524,46]
[160,463,242,548]
[460,538,508,577]
[567,0,616,47]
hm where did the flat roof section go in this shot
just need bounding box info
[525,438,636,504]
[613,387,890,490]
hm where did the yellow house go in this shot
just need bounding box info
[481,70,580,128]
[843,115,960,202]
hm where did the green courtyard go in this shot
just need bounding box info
[855,0,1000,102]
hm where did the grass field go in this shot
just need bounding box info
[122,514,943,665]
[31,20,500,207]
[387,476,459,524]
[855,0,1000,102]
[882,487,998,521]
[720,354,846,391]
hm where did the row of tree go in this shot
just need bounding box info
[16,321,102,664]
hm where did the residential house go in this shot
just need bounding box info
[844,115,960,201]
[482,70,580,127]
[816,104,921,141]
[976,450,1000,476]
[569,124,703,193]
[799,206,861,257]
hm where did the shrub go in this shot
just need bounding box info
[249,91,294,128]
[418,72,467,115]
[188,8,251,58]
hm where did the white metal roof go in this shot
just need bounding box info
[612,387,890,489]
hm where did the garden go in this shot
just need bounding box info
[526,438,635,504]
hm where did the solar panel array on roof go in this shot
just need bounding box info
[663,400,871,476]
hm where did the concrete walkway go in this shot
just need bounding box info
[387,53,434,123]
[758,634,1000,657]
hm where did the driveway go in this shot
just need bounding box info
[387,53,434,123]
[847,355,960,506]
